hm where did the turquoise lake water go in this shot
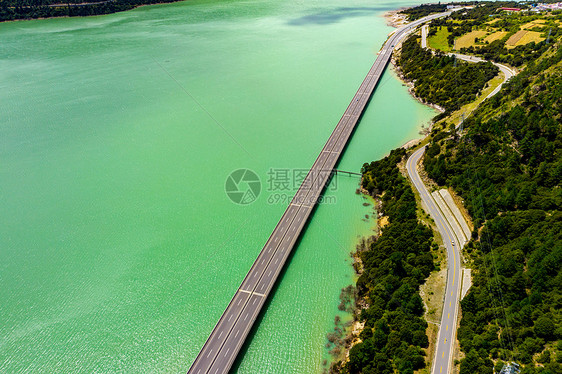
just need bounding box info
[0,0,435,372]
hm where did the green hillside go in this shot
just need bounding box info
[423,38,562,374]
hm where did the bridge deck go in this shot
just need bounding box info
[187,12,450,374]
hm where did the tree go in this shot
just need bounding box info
[534,316,555,340]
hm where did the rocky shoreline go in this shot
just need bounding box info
[384,8,445,134]
[383,8,410,28]
[323,190,386,373]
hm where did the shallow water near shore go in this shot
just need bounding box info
[0,0,435,372]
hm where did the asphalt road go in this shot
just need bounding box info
[406,147,463,374]
[411,20,517,374]
[187,11,454,374]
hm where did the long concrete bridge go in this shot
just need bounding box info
[187,11,452,374]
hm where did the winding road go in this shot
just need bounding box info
[407,28,516,373]
[407,148,462,374]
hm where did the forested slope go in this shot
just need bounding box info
[344,5,561,374]
[0,0,182,21]
[423,40,562,373]
[398,35,499,114]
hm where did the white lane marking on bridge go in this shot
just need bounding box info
[239,289,265,298]
[234,329,240,338]
[218,330,223,339]
[228,314,233,322]
[224,347,231,357]
[206,349,213,358]
[252,297,257,305]
[290,203,312,208]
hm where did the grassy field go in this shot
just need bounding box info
[521,19,546,29]
[428,26,452,52]
[506,29,527,46]
[455,30,488,49]
[485,18,502,26]
[484,31,509,43]
[506,29,545,48]
[515,30,546,45]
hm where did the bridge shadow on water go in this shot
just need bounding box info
[287,3,405,26]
